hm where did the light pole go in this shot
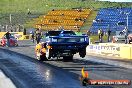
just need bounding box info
[9,14,12,24]
[126,12,129,29]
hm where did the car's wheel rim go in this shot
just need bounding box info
[46,49,50,59]
[36,53,41,60]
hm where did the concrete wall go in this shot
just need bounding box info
[86,43,132,59]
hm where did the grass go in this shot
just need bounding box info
[0,0,131,42]
[0,0,132,29]
[90,35,109,44]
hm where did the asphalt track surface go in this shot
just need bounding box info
[0,40,131,88]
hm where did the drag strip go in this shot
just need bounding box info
[0,40,131,88]
[0,47,115,88]
[0,48,82,88]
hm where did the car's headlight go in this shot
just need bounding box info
[80,38,85,42]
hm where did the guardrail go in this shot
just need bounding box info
[86,43,132,59]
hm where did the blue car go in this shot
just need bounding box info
[36,30,89,61]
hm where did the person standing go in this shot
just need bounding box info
[30,31,35,43]
[87,30,91,36]
[100,29,104,43]
[35,28,42,44]
[107,29,111,42]
[98,29,101,42]
[123,27,128,44]
[5,31,11,47]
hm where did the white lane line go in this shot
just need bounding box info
[0,70,16,88]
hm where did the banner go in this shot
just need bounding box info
[87,43,132,59]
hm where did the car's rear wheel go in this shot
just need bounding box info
[79,48,86,58]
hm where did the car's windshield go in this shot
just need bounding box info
[62,31,76,35]
[46,31,61,36]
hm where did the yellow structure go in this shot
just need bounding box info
[34,9,92,31]
[0,32,30,40]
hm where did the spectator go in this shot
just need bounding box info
[27,8,31,15]
[100,29,104,43]
[107,29,111,42]
[30,31,35,43]
[98,29,101,42]
[87,30,91,36]
[4,31,11,47]
[24,28,26,35]
[35,28,42,44]
[123,27,128,44]
[98,29,103,43]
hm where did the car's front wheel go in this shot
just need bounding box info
[36,53,47,61]
[46,49,52,60]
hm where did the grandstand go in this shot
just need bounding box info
[35,9,91,31]
[0,0,132,34]
[90,8,132,34]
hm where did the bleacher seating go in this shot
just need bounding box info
[35,9,91,31]
[90,8,132,33]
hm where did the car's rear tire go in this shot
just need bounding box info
[79,48,86,58]
[63,56,73,62]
